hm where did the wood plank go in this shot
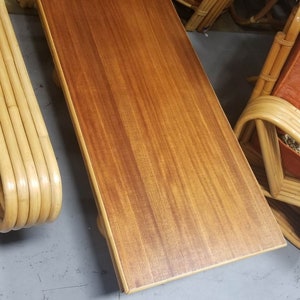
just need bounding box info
[35,0,286,293]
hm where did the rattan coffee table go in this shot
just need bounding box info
[35,0,286,293]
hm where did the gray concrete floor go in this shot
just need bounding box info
[0,11,300,300]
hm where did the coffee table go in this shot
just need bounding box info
[36,0,286,293]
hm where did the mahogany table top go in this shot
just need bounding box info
[36,0,285,293]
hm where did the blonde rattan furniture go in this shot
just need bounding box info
[0,0,62,232]
[174,0,233,31]
[234,4,300,248]
[36,0,285,293]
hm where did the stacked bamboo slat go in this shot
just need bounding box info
[0,0,61,232]
[175,0,233,31]
[234,4,300,248]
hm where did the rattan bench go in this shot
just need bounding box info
[0,0,62,232]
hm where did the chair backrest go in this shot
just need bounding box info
[234,4,300,203]
[273,35,300,179]
[248,4,299,98]
[273,35,300,109]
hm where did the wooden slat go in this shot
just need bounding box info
[36,0,286,293]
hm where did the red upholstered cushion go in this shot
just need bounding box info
[279,138,300,178]
[273,35,300,109]
[273,35,300,179]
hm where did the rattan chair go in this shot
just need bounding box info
[234,4,300,247]
[0,0,61,232]
[174,0,233,31]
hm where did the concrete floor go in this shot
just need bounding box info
[0,10,300,300]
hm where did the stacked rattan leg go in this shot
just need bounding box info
[0,0,61,232]
[175,0,233,32]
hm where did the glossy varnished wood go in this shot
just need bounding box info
[36,0,285,293]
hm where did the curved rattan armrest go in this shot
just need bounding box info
[0,125,18,232]
[234,95,300,144]
[0,1,62,232]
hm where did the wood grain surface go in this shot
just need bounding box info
[36,0,286,293]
